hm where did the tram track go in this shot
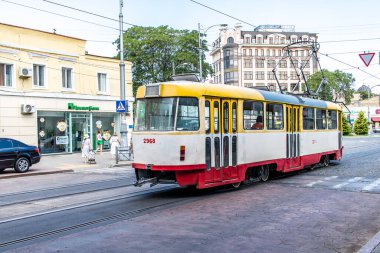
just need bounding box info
[0,177,135,207]
[0,185,181,249]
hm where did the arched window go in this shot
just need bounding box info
[227,37,234,44]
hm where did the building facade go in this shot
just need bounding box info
[0,23,133,154]
[210,24,318,92]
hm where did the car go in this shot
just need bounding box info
[373,128,380,133]
[0,138,41,173]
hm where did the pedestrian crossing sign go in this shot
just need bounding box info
[116,100,127,113]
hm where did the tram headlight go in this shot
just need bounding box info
[180,145,186,161]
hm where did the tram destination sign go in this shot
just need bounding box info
[68,103,100,111]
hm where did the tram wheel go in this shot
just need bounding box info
[322,155,330,167]
[259,165,270,182]
[231,182,241,189]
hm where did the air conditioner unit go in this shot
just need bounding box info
[19,67,32,78]
[21,104,36,114]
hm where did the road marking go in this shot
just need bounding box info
[362,178,380,191]
[332,177,363,189]
[306,176,338,187]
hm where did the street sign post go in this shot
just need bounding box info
[359,52,375,67]
[116,100,127,113]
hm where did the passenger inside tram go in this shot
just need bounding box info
[252,115,263,130]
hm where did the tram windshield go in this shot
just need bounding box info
[134,97,199,131]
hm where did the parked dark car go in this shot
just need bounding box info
[0,138,41,173]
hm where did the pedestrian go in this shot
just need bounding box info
[81,134,91,163]
[96,130,103,153]
[110,132,120,159]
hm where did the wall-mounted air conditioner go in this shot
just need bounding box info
[21,104,36,114]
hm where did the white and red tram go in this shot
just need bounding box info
[132,81,343,189]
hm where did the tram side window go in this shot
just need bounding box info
[243,101,263,130]
[214,101,219,133]
[316,109,327,129]
[176,98,199,131]
[232,102,237,133]
[223,102,229,133]
[303,107,314,130]
[205,101,210,134]
[266,103,283,130]
[328,110,337,129]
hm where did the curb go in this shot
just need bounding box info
[0,169,74,179]
[357,230,380,253]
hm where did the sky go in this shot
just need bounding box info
[1,0,380,91]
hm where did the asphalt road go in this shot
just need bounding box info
[0,135,380,253]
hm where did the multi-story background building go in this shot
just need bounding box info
[210,24,318,92]
[0,23,133,154]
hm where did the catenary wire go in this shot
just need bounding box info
[42,0,136,27]
[0,0,119,31]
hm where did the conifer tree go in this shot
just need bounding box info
[353,111,368,135]
[342,116,352,135]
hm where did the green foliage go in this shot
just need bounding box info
[308,69,355,104]
[342,116,352,135]
[358,91,369,100]
[353,111,368,135]
[114,26,211,96]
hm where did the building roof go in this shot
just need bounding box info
[0,22,86,41]
[241,31,318,39]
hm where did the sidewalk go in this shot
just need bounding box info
[0,151,133,179]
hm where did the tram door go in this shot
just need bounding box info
[286,105,301,168]
[205,98,222,183]
[205,98,238,183]
[221,99,238,180]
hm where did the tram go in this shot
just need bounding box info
[132,81,343,189]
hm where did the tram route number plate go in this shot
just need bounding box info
[143,138,156,144]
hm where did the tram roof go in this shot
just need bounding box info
[136,81,341,110]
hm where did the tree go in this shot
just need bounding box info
[342,115,352,136]
[308,69,355,104]
[353,111,368,135]
[114,26,212,96]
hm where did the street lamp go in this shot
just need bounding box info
[198,23,227,81]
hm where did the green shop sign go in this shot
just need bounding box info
[68,103,99,111]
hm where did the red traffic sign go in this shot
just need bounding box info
[359,52,375,67]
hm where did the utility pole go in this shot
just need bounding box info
[198,23,202,81]
[119,0,128,151]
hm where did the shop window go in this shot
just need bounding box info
[266,103,283,130]
[37,111,68,154]
[62,67,73,89]
[97,73,108,93]
[33,64,46,87]
[0,63,13,87]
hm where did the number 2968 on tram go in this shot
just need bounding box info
[132,81,343,189]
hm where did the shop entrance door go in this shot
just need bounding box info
[70,113,92,152]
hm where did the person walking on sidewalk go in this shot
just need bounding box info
[96,130,103,153]
[81,134,91,163]
[110,132,120,159]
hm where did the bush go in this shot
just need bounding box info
[342,116,352,135]
[353,111,368,135]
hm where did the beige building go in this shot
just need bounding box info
[0,23,133,154]
[210,24,318,92]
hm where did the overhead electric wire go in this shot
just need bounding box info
[320,37,380,43]
[0,0,118,31]
[190,0,256,28]
[319,52,380,80]
[42,0,136,27]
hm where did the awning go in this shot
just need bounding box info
[371,117,380,122]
